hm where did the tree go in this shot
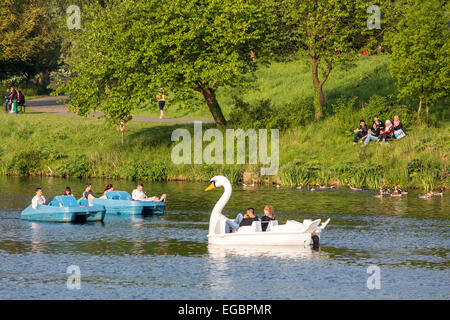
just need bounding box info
[280,0,392,119]
[386,0,449,123]
[0,0,61,82]
[56,0,277,126]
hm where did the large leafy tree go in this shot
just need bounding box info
[56,0,277,126]
[386,0,449,123]
[280,0,393,119]
[0,0,60,82]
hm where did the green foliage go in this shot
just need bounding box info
[121,161,168,182]
[280,0,394,118]
[228,96,313,130]
[386,0,449,112]
[279,160,318,187]
[55,0,278,125]
[0,0,60,80]
[56,155,91,178]
[9,150,42,175]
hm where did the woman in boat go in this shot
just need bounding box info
[63,187,72,196]
[100,184,114,199]
[261,205,275,232]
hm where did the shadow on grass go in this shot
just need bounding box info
[126,123,217,148]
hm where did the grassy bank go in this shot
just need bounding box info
[0,110,448,191]
[1,55,448,191]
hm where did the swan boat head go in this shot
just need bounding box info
[205,175,232,236]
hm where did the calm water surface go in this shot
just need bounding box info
[0,176,449,299]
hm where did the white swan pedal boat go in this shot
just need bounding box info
[205,176,330,246]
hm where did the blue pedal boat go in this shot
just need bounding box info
[89,191,165,215]
[21,195,106,223]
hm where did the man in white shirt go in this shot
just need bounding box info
[32,187,46,209]
[132,184,166,202]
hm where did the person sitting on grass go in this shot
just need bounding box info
[261,205,276,232]
[393,115,406,139]
[225,208,259,233]
[364,115,384,145]
[132,183,166,202]
[378,120,393,143]
[32,187,46,209]
[353,119,369,144]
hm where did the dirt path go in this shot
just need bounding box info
[26,96,215,124]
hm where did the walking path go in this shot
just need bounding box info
[26,96,215,124]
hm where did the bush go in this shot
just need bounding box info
[228,96,314,130]
[10,150,41,175]
[121,161,168,182]
[56,155,92,178]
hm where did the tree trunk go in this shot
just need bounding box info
[200,88,227,126]
[425,102,429,125]
[311,57,332,120]
[417,97,422,123]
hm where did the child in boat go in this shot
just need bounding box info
[225,208,259,233]
[32,187,46,209]
[261,205,275,232]
[131,183,167,202]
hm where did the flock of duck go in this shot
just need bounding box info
[265,182,444,200]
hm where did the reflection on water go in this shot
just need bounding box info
[0,176,449,299]
[208,244,324,260]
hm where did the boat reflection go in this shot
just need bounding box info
[208,244,326,260]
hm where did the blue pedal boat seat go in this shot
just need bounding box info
[90,191,145,215]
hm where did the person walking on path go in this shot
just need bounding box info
[156,88,167,119]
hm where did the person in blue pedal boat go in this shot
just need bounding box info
[32,187,46,209]
[132,183,167,202]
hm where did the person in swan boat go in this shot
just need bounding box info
[225,207,259,233]
[132,183,167,202]
[32,187,46,209]
[261,205,276,232]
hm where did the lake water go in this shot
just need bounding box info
[0,176,448,299]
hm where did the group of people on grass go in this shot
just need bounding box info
[3,86,25,114]
[353,115,406,145]
[225,205,275,233]
[31,183,166,209]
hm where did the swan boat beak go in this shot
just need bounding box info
[204,183,215,192]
